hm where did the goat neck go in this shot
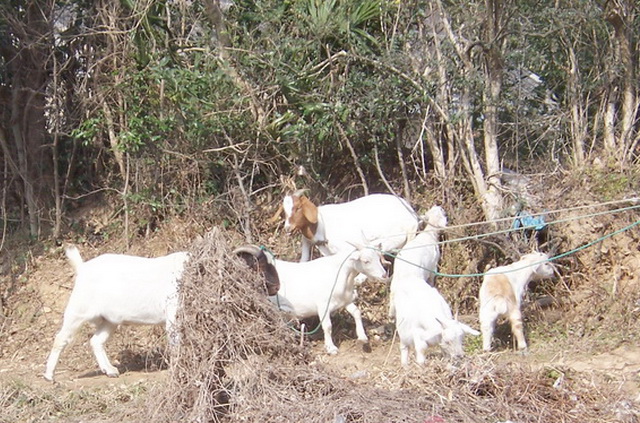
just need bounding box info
[311,211,329,246]
[301,220,318,241]
[503,259,539,305]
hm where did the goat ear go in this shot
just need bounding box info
[460,323,480,336]
[268,204,284,224]
[300,197,318,224]
[345,241,364,251]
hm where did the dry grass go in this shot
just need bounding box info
[142,228,638,423]
[3,172,640,423]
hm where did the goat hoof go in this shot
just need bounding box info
[326,347,339,355]
[361,342,372,353]
[104,368,120,378]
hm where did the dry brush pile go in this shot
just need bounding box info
[144,228,637,423]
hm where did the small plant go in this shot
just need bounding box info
[584,166,638,201]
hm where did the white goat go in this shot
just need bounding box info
[282,193,420,262]
[479,252,555,352]
[390,206,479,366]
[271,245,388,354]
[44,245,278,382]
[394,283,479,366]
[388,205,448,319]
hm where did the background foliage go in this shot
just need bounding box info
[0,0,638,242]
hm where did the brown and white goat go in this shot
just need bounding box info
[282,192,420,262]
[478,252,555,352]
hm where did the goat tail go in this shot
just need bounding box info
[64,245,84,273]
[491,297,509,316]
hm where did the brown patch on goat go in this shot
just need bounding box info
[484,274,527,350]
[484,274,517,308]
[289,196,318,240]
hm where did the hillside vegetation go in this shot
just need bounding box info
[1,1,640,422]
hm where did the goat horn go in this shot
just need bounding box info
[233,245,263,257]
[268,204,284,224]
[292,188,309,197]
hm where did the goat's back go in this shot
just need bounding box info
[394,280,452,344]
[66,252,189,325]
[394,280,453,324]
[479,273,515,317]
[320,194,419,251]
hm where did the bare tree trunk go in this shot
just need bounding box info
[395,120,412,201]
[605,3,638,163]
[481,0,505,221]
[427,3,450,180]
[10,84,39,237]
[418,106,446,180]
[374,144,398,198]
[459,87,492,214]
[202,0,267,127]
[337,124,369,196]
[1,153,7,254]
[232,154,254,243]
[52,53,63,239]
[567,43,586,165]
[437,2,484,210]
[101,99,127,180]
[603,1,638,163]
[603,90,617,153]
[433,0,504,221]
[123,154,130,250]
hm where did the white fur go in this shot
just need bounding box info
[271,246,388,354]
[479,252,555,352]
[283,193,420,262]
[389,206,479,366]
[44,244,277,381]
[394,281,479,366]
[389,205,447,318]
